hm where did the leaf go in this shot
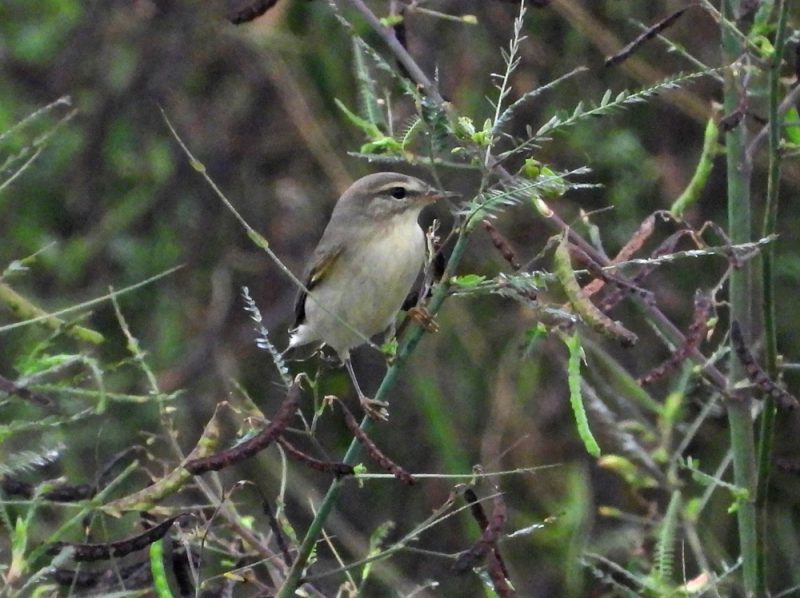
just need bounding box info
[450,274,487,288]
[493,68,588,134]
[334,98,382,139]
[400,116,424,149]
[654,491,681,586]
[380,337,398,359]
[361,137,404,155]
[352,38,384,130]
[522,70,717,154]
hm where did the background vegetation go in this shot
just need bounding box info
[1,0,799,596]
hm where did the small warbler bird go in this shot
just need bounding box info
[288,172,454,418]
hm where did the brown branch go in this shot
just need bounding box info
[103,404,223,515]
[1,477,94,502]
[638,290,712,386]
[49,515,186,561]
[568,243,654,307]
[339,402,415,485]
[276,436,355,477]
[730,321,799,409]
[262,496,294,568]
[486,550,517,598]
[0,373,52,406]
[483,220,521,271]
[185,377,303,475]
[605,7,689,67]
[343,0,443,103]
[599,228,694,313]
[454,492,510,584]
[53,560,150,589]
[583,214,656,298]
[464,488,489,530]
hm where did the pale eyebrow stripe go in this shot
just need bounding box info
[373,182,423,194]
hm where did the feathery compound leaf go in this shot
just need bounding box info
[493,66,588,134]
[346,152,408,164]
[327,3,416,96]
[419,95,451,156]
[352,38,385,130]
[583,553,648,597]
[486,0,527,149]
[459,182,536,228]
[518,70,716,152]
[334,98,382,138]
[654,491,682,585]
[0,445,64,477]
[0,411,92,443]
[241,287,292,390]
[460,168,592,227]
[400,115,423,149]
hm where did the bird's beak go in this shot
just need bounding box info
[422,188,460,203]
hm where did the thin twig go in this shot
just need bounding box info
[746,82,800,161]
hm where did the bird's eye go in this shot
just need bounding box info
[389,187,407,199]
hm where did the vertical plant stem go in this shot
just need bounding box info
[720,1,759,595]
[756,0,789,593]
[276,232,470,597]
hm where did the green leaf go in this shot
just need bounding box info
[361,137,403,155]
[380,337,398,359]
[379,14,404,27]
[334,98,382,138]
[654,490,681,585]
[352,38,384,130]
[450,274,487,288]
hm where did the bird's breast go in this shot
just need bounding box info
[346,215,425,303]
[301,213,426,355]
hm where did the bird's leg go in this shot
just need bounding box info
[384,322,397,344]
[345,358,389,421]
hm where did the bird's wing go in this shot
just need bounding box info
[293,243,345,328]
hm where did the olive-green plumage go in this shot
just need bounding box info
[288,172,453,417]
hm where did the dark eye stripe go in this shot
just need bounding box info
[372,181,424,195]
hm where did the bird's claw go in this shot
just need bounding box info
[407,306,439,333]
[360,396,390,421]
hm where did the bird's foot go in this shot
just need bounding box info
[407,306,439,333]
[360,396,390,421]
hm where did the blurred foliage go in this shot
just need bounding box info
[1,0,800,596]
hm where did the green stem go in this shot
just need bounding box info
[756,0,789,593]
[721,1,759,595]
[276,232,470,597]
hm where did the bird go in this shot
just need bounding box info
[287,172,454,418]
